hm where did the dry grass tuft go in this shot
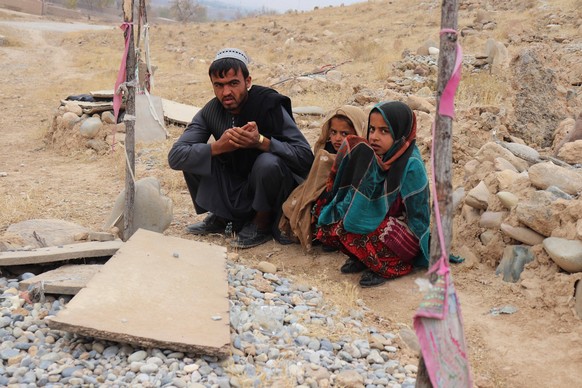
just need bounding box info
[457,72,510,108]
[343,38,383,63]
[0,28,23,47]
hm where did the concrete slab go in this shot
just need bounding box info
[161,98,200,125]
[0,240,123,266]
[20,264,102,295]
[48,229,230,357]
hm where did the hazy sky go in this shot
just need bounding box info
[221,0,366,13]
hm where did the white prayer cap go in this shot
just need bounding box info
[213,48,249,65]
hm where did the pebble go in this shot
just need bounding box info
[0,262,417,385]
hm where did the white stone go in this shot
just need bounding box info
[502,142,540,161]
[79,117,103,138]
[62,111,81,129]
[103,177,173,234]
[497,191,519,209]
[500,223,544,246]
[543,237,582,273]
[64,102,83,116]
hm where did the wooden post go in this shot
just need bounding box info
[122,0,136,241]
[415,0,459,387]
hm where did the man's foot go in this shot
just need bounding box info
[186,213,227,235]
[230,222,272,248]
[340,256,367,274]
[359,269,388,288]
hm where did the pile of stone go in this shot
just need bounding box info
[47,100,123,156]
[0,261,420,387]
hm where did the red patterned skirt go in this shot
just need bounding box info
[315,214,419,279]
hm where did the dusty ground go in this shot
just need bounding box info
[1,1,582,387]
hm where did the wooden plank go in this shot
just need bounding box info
[161,98,200,125]
[47,229,230,356]
[0,240,123,266]
[20,264,102,295]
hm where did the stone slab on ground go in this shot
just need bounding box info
[161,98,200,125]
[6,218,90,249]
[47,229,230,356]
[19,264,102,295]
[60,99,114,114]
[90,90,114,98]
[0,240,123,266]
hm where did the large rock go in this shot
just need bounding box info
[104,177,173,236]
[79,117,103,139]
[515,190,565,237]
[6,219,89,248]
[509,45,567,147]
[543,237,582,273]
[502,142,540,163]
[528,162,582,195]
[474,142,529,172]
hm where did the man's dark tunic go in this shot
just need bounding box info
[168,86,314,238]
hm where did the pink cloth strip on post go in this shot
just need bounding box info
[437,28,463,119]
[413,28,473,388]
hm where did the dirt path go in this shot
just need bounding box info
[1,15,581,388]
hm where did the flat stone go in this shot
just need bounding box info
[19,264,102,295]
[47,229,230,356]
[0,240,122,266]
[161,98,201,126]
[88,232,115,242]
[7,219,89,249]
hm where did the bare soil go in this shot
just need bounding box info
[1,2,581,387]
